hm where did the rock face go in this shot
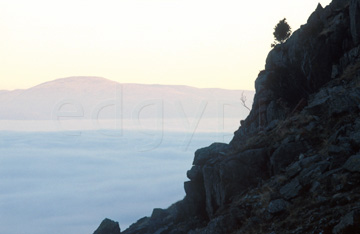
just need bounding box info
[95,0,360,233]
[93,219,121,234]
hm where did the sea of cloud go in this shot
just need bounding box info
[0,124,236,234]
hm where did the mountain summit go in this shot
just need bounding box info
[94,0,360,233]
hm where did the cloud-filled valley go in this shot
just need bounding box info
[0,130,223,234]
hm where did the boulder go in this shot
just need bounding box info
[333,210,360,234]
[307,86,360,118]
[299,155,321,168]
[286,161,302,178]
[193,143,229,166]
[271,141,308,175]
[280,179,302,200]
[267,199,290,214]
[298,161,330,186]
[343,154,360,172]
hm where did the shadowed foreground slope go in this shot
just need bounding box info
[95,0,360,233]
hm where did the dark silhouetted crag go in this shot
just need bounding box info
[93,218,121,234]
[94,0,360,233]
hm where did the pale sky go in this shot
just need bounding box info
[0,0,332,91]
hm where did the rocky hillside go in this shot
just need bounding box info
[94,0,360,233]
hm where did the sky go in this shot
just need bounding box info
[0,0,332,91]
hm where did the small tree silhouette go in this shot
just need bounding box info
[271,18,291,47]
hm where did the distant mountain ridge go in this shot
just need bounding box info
[0,76,254,120]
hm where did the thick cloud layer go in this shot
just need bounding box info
[0,129,222,234]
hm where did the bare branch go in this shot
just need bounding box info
[240,91,251,112]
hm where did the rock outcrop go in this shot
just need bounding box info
[93,218,121,234]
[95,0,360,233]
